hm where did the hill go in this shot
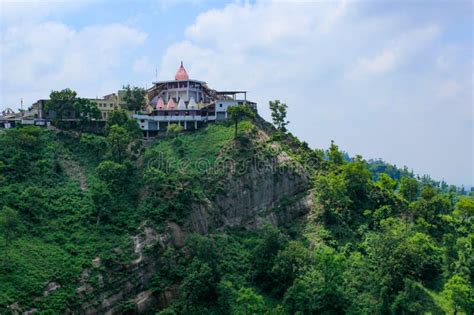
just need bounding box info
[0,116,472,314]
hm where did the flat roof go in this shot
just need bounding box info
[216,91,247,94]
[152,79,207,85]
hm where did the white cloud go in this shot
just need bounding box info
[349,25,440,79]
[133,56,154,74]
[0,0,85,26]
[1,21,147,106]
[158,0,473,186]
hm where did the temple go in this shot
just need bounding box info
[134,62,256,137]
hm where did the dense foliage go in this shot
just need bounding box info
[0,115,472,314]
[152,134,473,314]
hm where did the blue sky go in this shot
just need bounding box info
[1,0,473,187]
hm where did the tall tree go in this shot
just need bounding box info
[328,140,345,166]
[377,173,398,191]
[235,287,267,314]
[106,125,130,163]
[442,274,473,315]
[89,181,112,225]
[75,98,101,134]
[122,85,147,112]
[46,88,77,123]
[269,100,289,132]
[80,134,107,161]
[95,160,127,192]
[0,206,19,267]
[399,177,419,202]
[227,104,256,139]
[453,197,474,224]
[106,109,142,139]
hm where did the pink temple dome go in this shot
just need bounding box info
[156,97,165,110]
[175,61,189,81]
[167,98,176,110]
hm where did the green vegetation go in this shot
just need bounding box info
[0,113,472,314]
[153,130,473,314]
[227,104,256,138]
[269,99,289,132]
[46,88,101,130]
[122,85,147,112]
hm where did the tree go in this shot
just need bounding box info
[80,134,107,161]
[251,225,288,292]
[106,125,130,163]
[442,274,473,315]
[89,181,112,225]
[453,197,474,224]
[96,160,127,192]
[314,171,351,226]
[399,177,419,202]
[46,88,77,123]
[1,206,19,266]
[180,257,218,307]
[227,104,256,139]
[342,156,372,211]
[364,219,442,299]
[106,109,142,139]
[328,140,344,165]
[391,279,443,314]
[377,173,398,191]
[269,100,289,132]
[235,287,267,315]
[75,98,101,133]
[122,85,146,112]
[283,247,346,314]
[271,241,312,296]
[106,109,129,131]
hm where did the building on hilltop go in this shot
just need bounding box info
[32,91,127,123]
[89,92,127,120]
[133,62,257,137]
[2,62,256,134]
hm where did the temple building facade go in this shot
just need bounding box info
[133,62,256,136]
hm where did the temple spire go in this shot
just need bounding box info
[175,61,189,81]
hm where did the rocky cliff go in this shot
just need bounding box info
[76,125,313,314]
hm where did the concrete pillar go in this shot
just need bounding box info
[194,121,197,129]
[184,121,187,130]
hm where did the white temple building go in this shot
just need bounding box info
[133,62,256,136]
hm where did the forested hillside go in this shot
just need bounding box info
[0,112,472,314]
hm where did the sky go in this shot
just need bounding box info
[0,0,473,187]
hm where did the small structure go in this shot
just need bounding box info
[133,62,257,137]
[0,108,16,128]
[89,92,127,120]
[31,90,128,123]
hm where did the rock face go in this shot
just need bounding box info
[188,153,310,234]
[75,131,312,314]
[43,282,61,297]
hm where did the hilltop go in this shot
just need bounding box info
[0,115,472,314]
